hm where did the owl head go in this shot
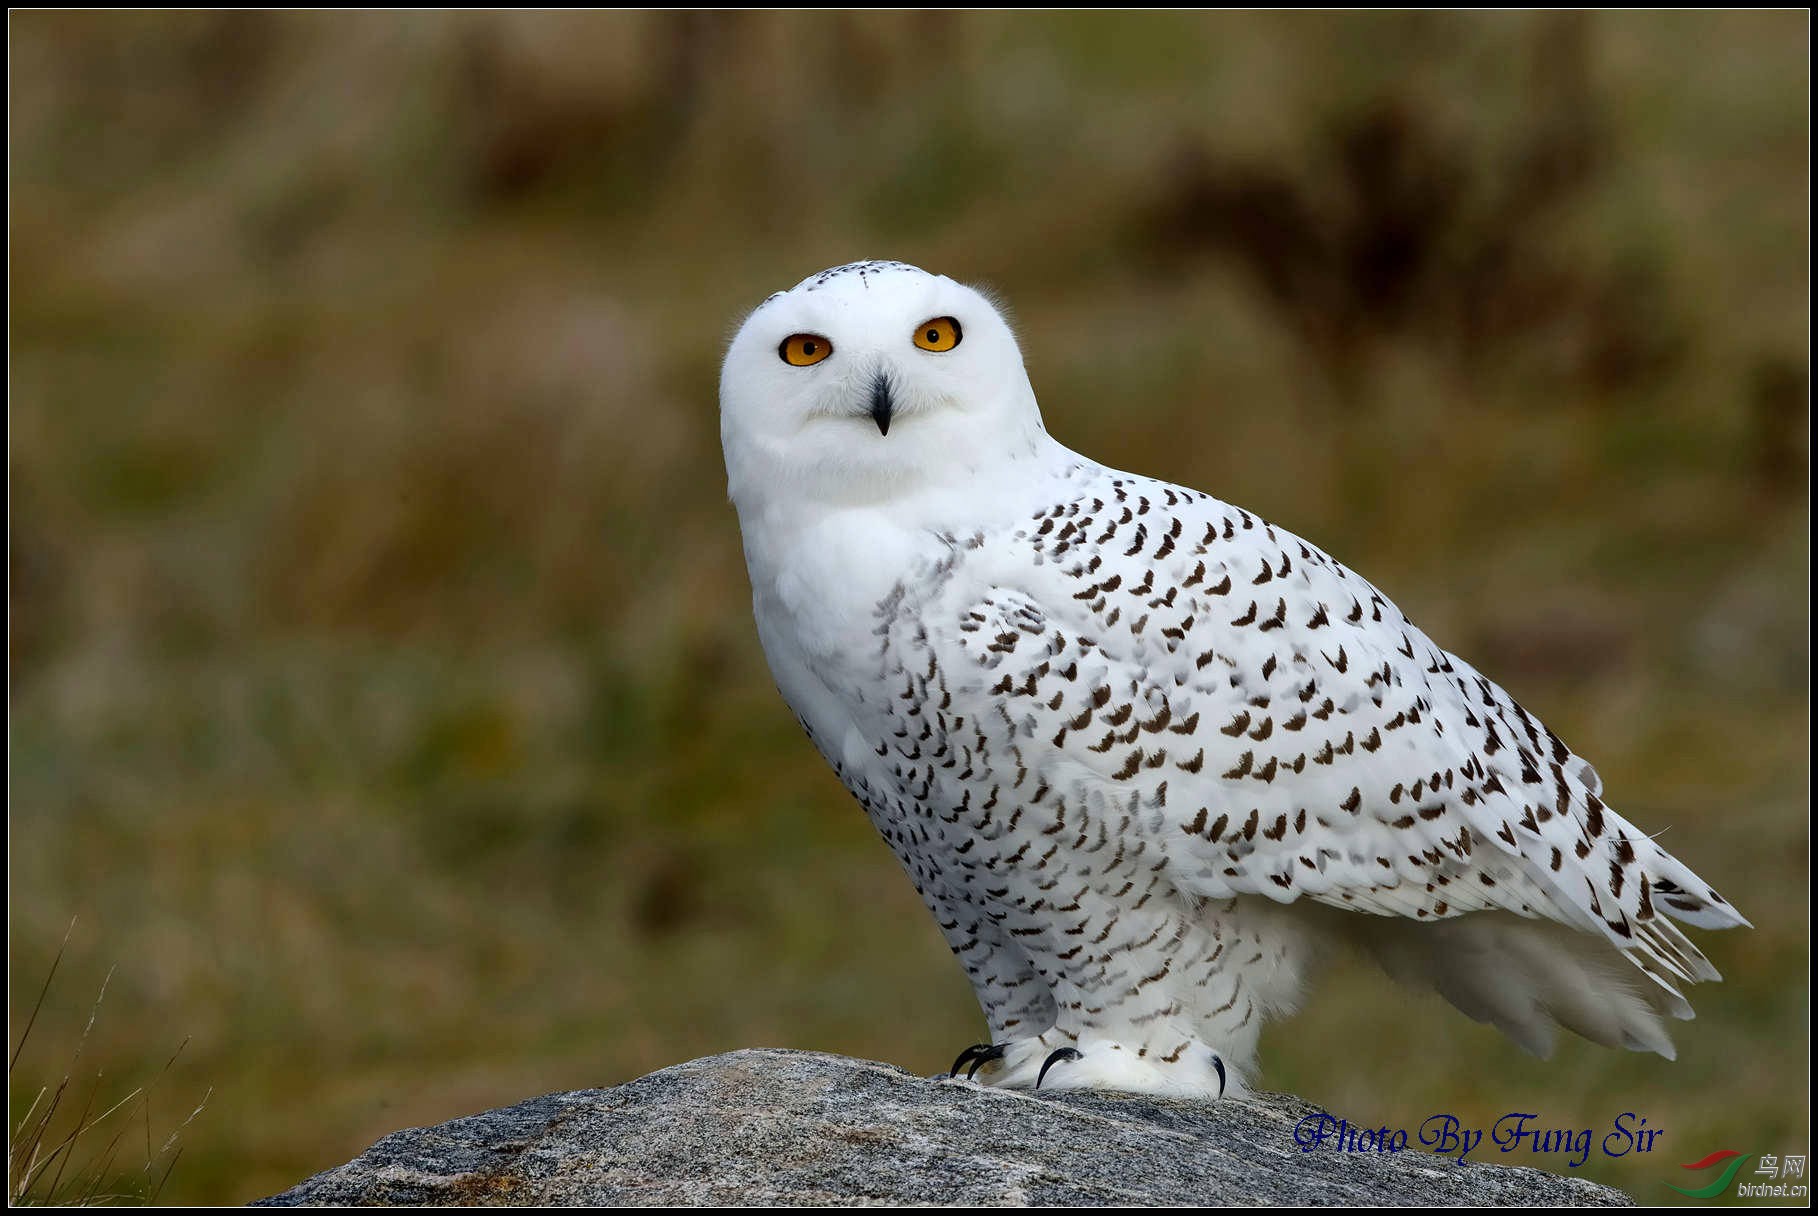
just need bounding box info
[719,261,1047,511]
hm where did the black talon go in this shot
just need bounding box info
[1211,1053,1226,1099]
[1036,1047,1083,1089]
[951,1042,1006,1080]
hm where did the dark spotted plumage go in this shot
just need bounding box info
[725,262,1746,1095]
[777,463,1745,1083]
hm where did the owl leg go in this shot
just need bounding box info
[948,1041,1007,1080]
[942,1033,1068,1088]
[955,1035,1231,1099]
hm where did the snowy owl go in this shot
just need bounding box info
[718,260,1747,1099]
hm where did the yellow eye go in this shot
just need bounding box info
[779,334,833,367]
[913,316,962,352]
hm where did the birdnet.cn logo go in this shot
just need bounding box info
[1668,1150,1807,1200]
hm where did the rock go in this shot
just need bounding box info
[256,1049,1630,1206]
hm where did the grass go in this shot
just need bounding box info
[8,11,1809,1205]
[8,922,209,1205]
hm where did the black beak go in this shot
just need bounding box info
[870,372,893,436]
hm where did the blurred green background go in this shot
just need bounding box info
[8,11,1809,1206]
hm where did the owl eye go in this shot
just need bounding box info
[779,334,833,367]
[913,317,962,352]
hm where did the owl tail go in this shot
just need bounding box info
[1350,912,1691,1060]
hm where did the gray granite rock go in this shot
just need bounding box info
[257,1049,1630,1206]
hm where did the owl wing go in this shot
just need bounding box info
[933,476,1745,1010]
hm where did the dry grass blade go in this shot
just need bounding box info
[148,1148,183,1209]
[61,1084,148,1206]
[9,952,205,1206]
[9,919,75,1076]
[61,1040,198,1205]
[41,1070,104,1204]
[16,965,113,1202]
[145,1088,211,1206]
[10,1072,73,1200]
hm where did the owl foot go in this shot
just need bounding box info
[949,1041,1007,1080]
[942,1037,1059,1087]
[1036,1047,1082,1087]
[949,1035,1231,1099]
